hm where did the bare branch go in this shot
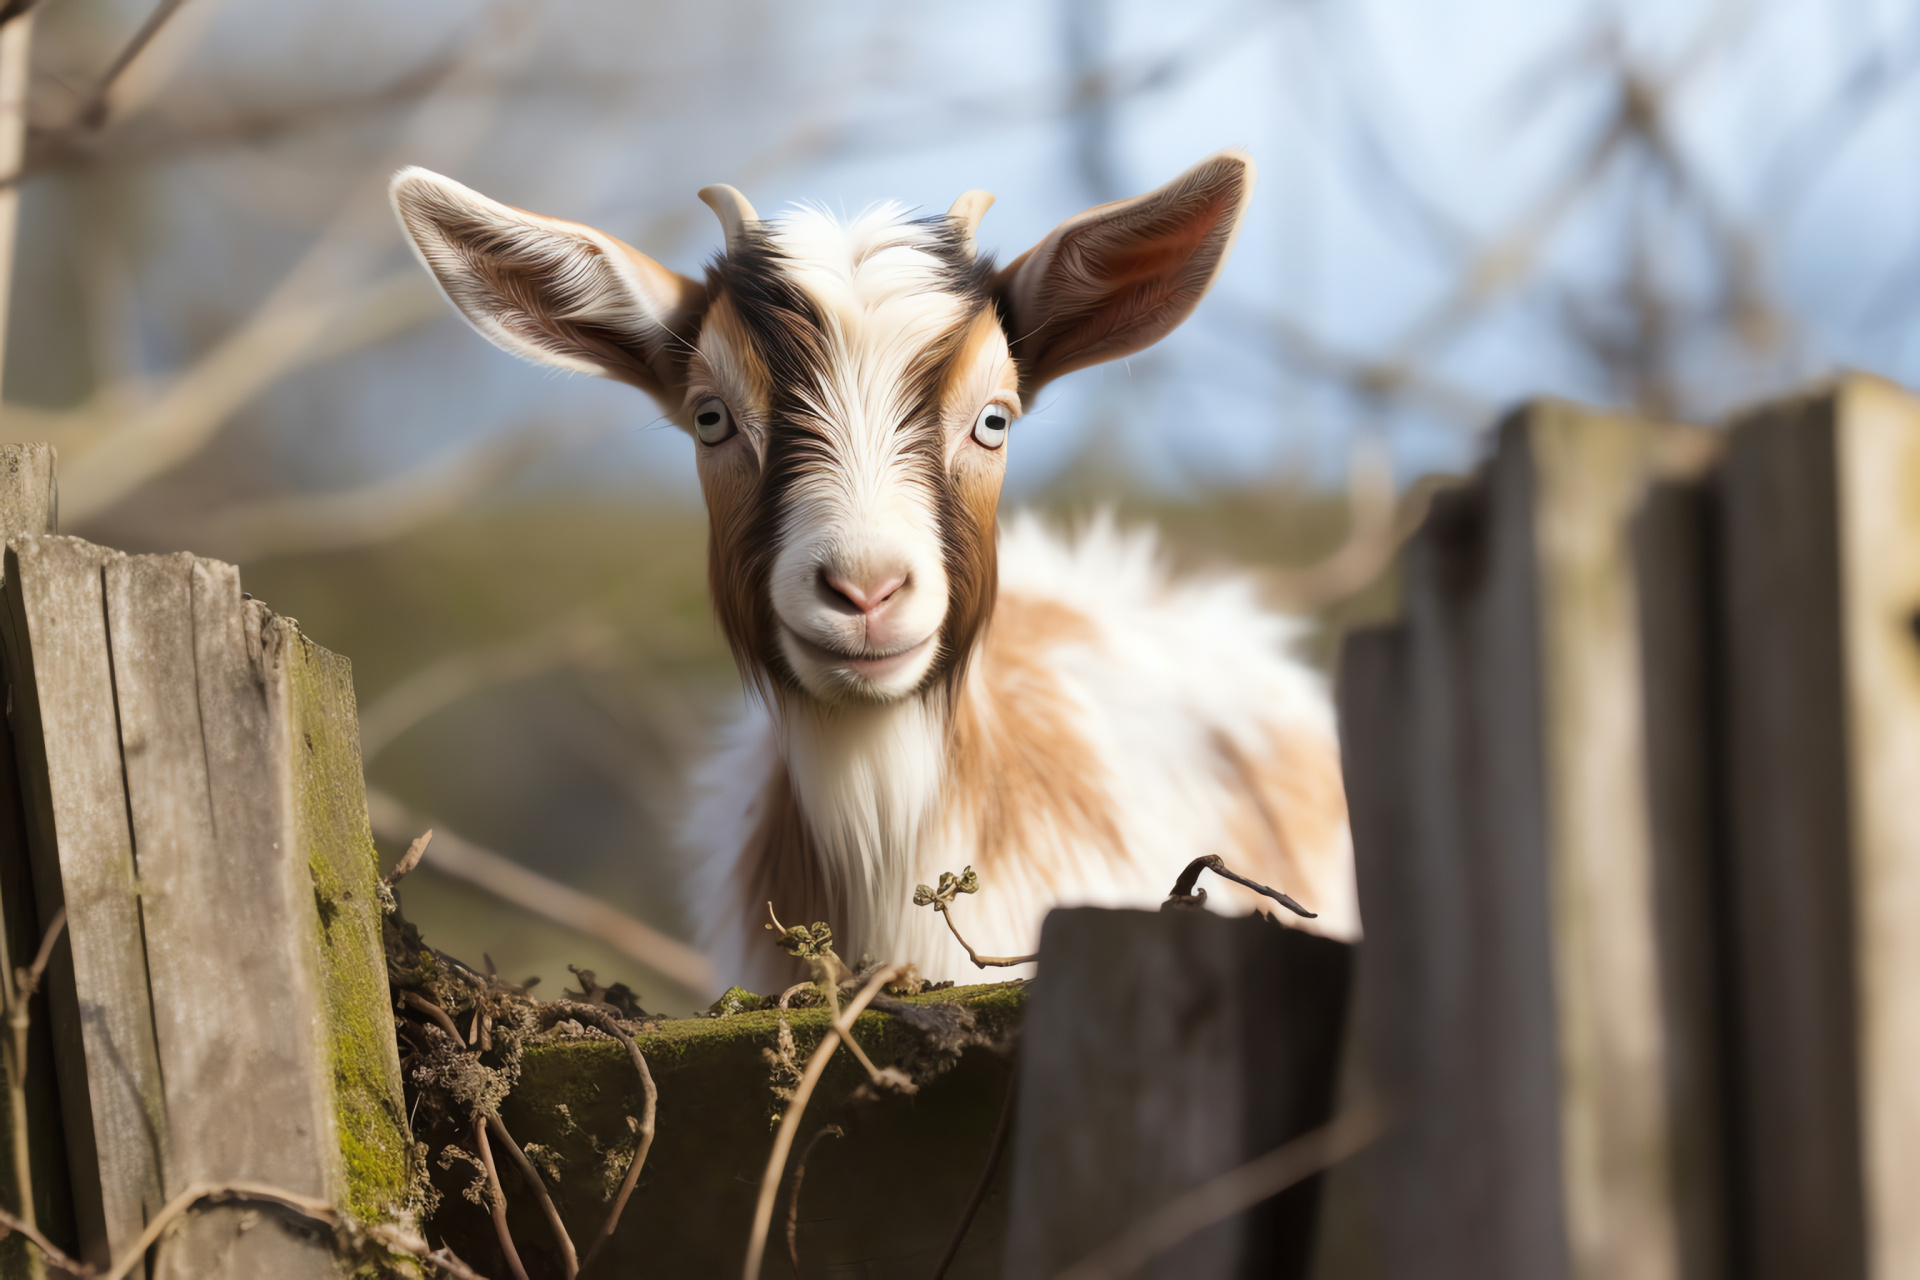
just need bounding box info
[56,271,443,523]
[365,789,716,996]
[1052,1103,1387,1280]
[0,1203,82,1276]
[486,1115,576,1279]
[16,907,65,1002]
[540,1001,657,1273]
[784,1124,843,1275]
[98,1180,338,1280]
[472,1117,531,1280]
[742,966,901,1280]
[384,831,432,890]
[178,419,605,563]
[930,1073,1017,1280]
[358,613,619,761]
[68,0,190,133]
[1162,854,1314,918]
[0,4,32,406]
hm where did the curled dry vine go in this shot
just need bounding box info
[912,867,1039,968]
[386,830,664,1280]
[1161,853,1317,919]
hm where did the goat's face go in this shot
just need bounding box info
[392,155,1253,706]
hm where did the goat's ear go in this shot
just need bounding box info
[992,149,1253,397]
[390,167,706,405]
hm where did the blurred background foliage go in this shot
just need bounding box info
[3,0,1915,1011]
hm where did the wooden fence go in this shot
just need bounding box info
[3,371,1919,1279]
[1334,373,1920,1280]
[0,444,406,1278]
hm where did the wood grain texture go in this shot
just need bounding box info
[106,555,341,1277]
[1831,376,1920,1279]
[0,537,163,1275]
[1001,907,1349,1280]
[0,444,70,1273]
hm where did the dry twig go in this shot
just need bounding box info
[486,1116,576,1278]
[539,1000,657,1275]
[912,868,1038,968]
[386,829,434,889]
[1053,1103,1386,1280]
[742,966,902,1280]
[473,1116,531,1280]
[930,1070,1018,1280]
[0,1203,80,1277]
[783,1124,843,1275]
[2,907,66,1279]
[368,789,716,994]
[1162,855,1315,919]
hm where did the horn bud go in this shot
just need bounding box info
[698,184,759,251]
[947,190,995,255]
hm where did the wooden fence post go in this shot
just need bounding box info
[1336,401,1726,1280]
[1000,907,1350,1279]
[0,445,71,1278]
[0,446,407,1276]
[1713,374,1920,1280]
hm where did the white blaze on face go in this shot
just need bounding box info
[758,206,973,703]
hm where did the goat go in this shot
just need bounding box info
[391,151,1359,991]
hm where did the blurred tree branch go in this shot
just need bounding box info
[165,416,610,562]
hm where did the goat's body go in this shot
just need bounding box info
[686,512,1358,990]
[392,152,1358,997]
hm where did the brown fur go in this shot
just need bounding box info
[1213,725,1348,914]
[948,594,1124,886]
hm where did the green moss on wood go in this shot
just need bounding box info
[428,980,1027,1278]
[283,624,412,1223]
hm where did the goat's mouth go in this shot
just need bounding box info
[778,624,938,688]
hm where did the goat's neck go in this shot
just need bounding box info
[773,689,950,947]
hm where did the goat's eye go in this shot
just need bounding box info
[692,398,734,445]
[972,402,1011,449]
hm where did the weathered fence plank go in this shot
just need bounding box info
[0,444,70,1277]
[1715,374,1920,1280]
[1337,400,1726,1280]
[253,606,411,1225]
[0,494,407,1275]
[1001,907,1350,1279]
[0,537,165,1275]
[105,554,343,1277]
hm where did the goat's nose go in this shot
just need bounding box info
[822,569,907,617]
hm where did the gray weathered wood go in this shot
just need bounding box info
[1714,373,1920,1279]
[1002,907,1349,1280]
[1337,400,1726,1280]
[105,555,341,1277]
[0,538,163,1275]
[0,444,68,1276]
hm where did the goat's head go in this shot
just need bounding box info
[392,153,1252,706]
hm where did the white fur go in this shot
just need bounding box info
[685,512,1360,993]
[752,206,975,702]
